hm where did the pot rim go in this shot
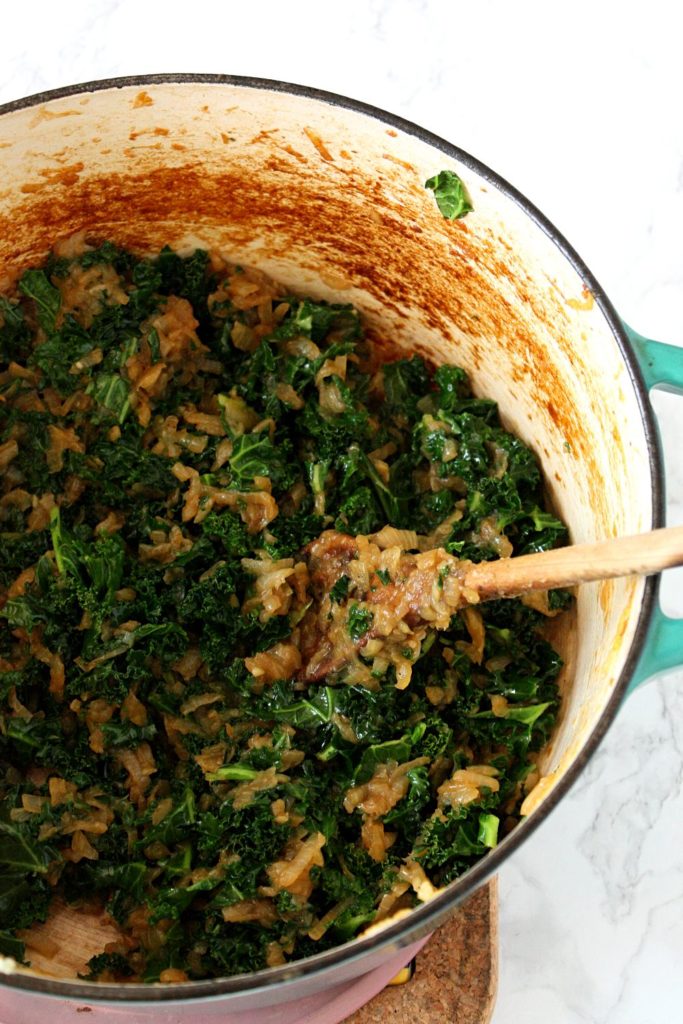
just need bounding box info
[0,73,664,1005]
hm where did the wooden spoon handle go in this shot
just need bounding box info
[462,523,683,600]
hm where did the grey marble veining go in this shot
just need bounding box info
[0,2,681,1021]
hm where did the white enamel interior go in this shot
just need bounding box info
[0,80,654,1003]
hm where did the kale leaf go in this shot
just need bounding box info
[425,170,473,220]
[18,269,61,332]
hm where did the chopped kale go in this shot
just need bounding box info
[84,952,135,980]
[0,297,31,362]
[18,269,61,333]
[329,575,350,603]
[229,432,280,487]
[425,170,473,220]
[0,241,567,982]
[347,603,374,641]
[201,510,251,557]
[382,357,430,422]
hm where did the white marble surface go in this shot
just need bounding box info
[1,2,682,1021]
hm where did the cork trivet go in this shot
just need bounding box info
[347,878,498,1024]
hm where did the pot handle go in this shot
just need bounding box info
[623,324,683,691]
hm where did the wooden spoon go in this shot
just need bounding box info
[298,524,683,682]
[462,522,683,598]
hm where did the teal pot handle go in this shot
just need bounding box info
[623,324,683,691]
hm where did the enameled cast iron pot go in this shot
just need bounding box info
[0,75,681,1024]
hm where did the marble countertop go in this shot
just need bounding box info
[1,2,682,1021]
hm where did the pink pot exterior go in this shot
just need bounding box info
[0,938,429,1024]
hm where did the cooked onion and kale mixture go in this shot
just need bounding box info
[0,239,569,981]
